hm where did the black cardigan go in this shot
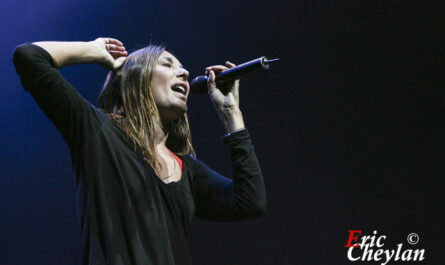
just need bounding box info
[13,43,266,265]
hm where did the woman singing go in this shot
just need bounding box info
[13,37,266,265]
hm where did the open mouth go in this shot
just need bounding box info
[171,84,187,96]
[172,85,186,95]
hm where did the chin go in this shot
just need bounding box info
[175,106,187,118]
[162,106,187,121]
[175,101,188,113]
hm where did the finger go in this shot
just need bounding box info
[106,44,126,51]
[105,38,124,46]
[108,50,128,54]
[233,79,240,104]
[204,61,235,74]
[225,61,239,96]
[207,70,217,94]
[206,65,228,71]
[205,65,228,75]
[226,61,236,68]
[109,50,128,58]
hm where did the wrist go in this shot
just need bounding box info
[86,40,106,64]
[218,108,245,133]
[61,41,99,67]
[218,106,242,117]
[222,127,246,138]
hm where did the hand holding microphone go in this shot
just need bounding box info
[191,56,279,95]
[205,61,244,134]
[205,61,240,111]
[200,56,279,133]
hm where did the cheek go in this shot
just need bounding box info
[150,73,172,104]
[150,84,166,105]
[151,70,163,91]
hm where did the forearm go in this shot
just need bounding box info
[32,41,100,68]
[194,129,266,222]
[226,129,266,214]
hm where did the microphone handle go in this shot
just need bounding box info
[217,56,270,83]
[191,56,276,95]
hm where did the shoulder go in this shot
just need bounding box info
[179,154,207,173]
[180,154,198,167]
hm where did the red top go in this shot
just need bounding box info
[169,150,183,172]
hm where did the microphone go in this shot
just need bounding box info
[190,56,279,95]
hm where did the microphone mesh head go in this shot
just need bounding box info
[190,75,209,95]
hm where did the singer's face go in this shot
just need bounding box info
[151,51,190,121]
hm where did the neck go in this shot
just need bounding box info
[152,116,170,149]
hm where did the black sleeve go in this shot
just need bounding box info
[13,43,104,155]
[192,129,267,222]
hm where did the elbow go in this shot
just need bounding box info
[249,199,267,218]
[13,45,25,67]
[257,200,267,215]
[12,43,32,69]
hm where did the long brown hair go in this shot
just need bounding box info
[98,45,195,171]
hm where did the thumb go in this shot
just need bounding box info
[113,56,127,70]
[207,70,217,94]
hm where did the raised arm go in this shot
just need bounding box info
[12,38,127,153]
[32,38,127,70]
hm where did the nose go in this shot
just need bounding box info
[177,67,189,80]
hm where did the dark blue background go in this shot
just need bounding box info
[1,0,443,264]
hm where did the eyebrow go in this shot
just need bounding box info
[160,56,184,68]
